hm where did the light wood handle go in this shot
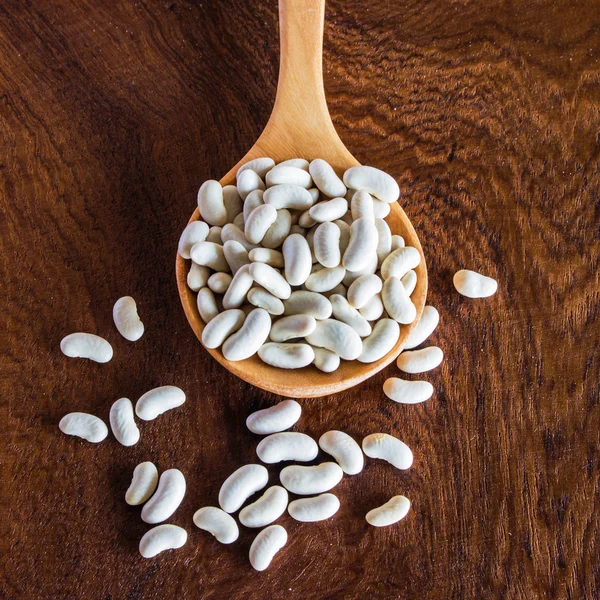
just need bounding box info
[269,0,333,133]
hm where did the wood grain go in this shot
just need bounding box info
[1,0,598,599]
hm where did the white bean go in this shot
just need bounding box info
[135,386,186,421]
[223,185,243,223]
[263,185,315,210]
[314,222,341,268]
[343,165,400,203]
[249,263,291,299]
[141,469,186,524]
[358,319,400,363]
[282,233,312,285]
[223,240,249,275]
[198,180,227,226]
[237,169,265,200]
[258,342,315,369]
[221,223,257,252]
[380,246,421,280]
[382,277,417,324]
[202,309,246,349]
[243,189,264,221]
[109,398,139,446]
[404,305,439,349]
[126,462,159,506]
[280,462,343,495]
[60,333,113,363]
[278,158,309,170]
[288,493,340,522]
[350,190,374,221]
[245,204,278,244]
[139,524,187,559]
[207,272,232,294]
[222,308,271,361]
[197,287,219,323]
[248,247,284,267]
[309,197,348,222]
[239,486,289,528]
[401,269,417,296]
[190,241,229,271]
[305,265,346,293]
[390,234,405,250]
[246,399,301,435]
[262,209,292,248]
[347,274,383,309]
[232,210,245,230]
[193,506,239,544]
[342,218,379,272]
[284,291,332,319]
[59,412,108,443]
[309,159,347,197]
[206,226,223,244]
[362,433,413,470]
[237,157,275,179]
[257,432,318,464]
[266,165,312,188]
[375,218,392,265]
[312,346,340,372]
[270,314,316,342]
[222,264,253,309]
[397,346,444,373]
[372,198,391,218]
[218,464,269,513]
[366,495,410,527]
[359,293,384,321]
[178,220,209,258]
[305,319,363,360]
[453,269,498,298]
[187,263,211,291]
[318,431,364,475]
[247,287,285,315]
[111,296,145,342]
[330,294,372,337]
[298,209,316,228]
[249,525,287,571]
[383,378,434,404]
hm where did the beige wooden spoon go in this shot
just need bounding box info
[176,0,427,397]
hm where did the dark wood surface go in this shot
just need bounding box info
[2,0,599,598]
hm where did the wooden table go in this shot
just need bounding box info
[2,1,598,598]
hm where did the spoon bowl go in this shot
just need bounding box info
[176,0,427,397]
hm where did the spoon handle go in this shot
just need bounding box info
[267,0,334,136]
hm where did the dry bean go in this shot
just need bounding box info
[239,486,289,528]
[372,198,391,218]
[243,189,264,221]
[197,287,219,323]
[390,234,405,250]
[314,222,341,268]
[263,185,314,210]
[237,169,265,200]
[270,314,317,342]
[309,197,348,222]
[305,319,363,360]
[249,263,291,299]
[397,346,444,373]
[187,263,211,291]
[366,495,410,527]
[262,208,292,248]
[206,226,223,244]
[139,525,187,559]
[347,274,383,309]
[343,252,378,286]
[309,159,347,198]
[375,218,392,265]
[305,265,346,293]
[60,333,113,363]
[208,272,232,294]
[343,166,400,203]
[223,240,250,274]
[358,319,400,363]
[284,291,332,319]
[288,493,340,522]
[278,158,309,170]
[198,180,227,226]
[223,185,243,223]
[380,246,421,280]
[249,525,287,571]
[404,305,439,349]
[126,462,159,506]
[246,399,301,435]
[223,264,253,309]
[330,294,372,337]
[237,157,275,179]
[248,247,284,267]
[382,277,417,324]
[258,342,315,369]
[222,308,271,361]
[312,346,340,372]
[318,431,364,475]
[282,233,312,285]
[178,220,209,259]
[193,507,239,544]
[136,386,186,421]
[342,218,379,272]
[401,269,417,296]
[257,433,318,463]
[245,204,278,244]
[59,412,108,443]
[266,165,312,188]
[350,190,374,221]
[247,287,285,315]
[221,223,257,251]
[359,293,384,321]
[280,462,343,495]
[141,469,186,524]
[383,378,434,404]
[190,241,229,271]
[202,309,246,349]
[453,269,498,298]
[218,464,269,513]
[109,398,140,446]
[362,433,413,470]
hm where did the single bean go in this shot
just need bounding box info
[135,386,186,421]
[139,524,187,558]
[126,462,158,506]
[246,399,302,435]
[60,333,113,363]
[109,398,140,446]
[383,378,434,404]
[193,506,239,544]
[219,464,269,513]
[362,433,413,470]
[59,412,108,443]
[141,469,186,524]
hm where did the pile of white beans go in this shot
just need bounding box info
[122,399,413,569]
[179,158,423,370]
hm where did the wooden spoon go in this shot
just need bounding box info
[176,0,427,398]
